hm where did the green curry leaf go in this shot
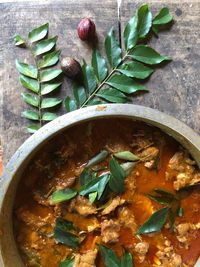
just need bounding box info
[50,189,77,204]
[109,157,126,193]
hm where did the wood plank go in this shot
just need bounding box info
[0,0,118,164]
[120,0,200,132]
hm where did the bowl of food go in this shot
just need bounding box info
[0,104,200,267]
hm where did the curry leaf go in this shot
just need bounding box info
[109,157,126,193]
[154,188,177,198]
[14,34,26,46]
[40,69,62,82]
[50,189,77,204]
[129,45,171,65]
[79,168,97,186]
[137,207,170,234]
[153,7,173,26]
[64,97,77,112]
[118,61,154,79]
[16,60,38,79]
[99,245,121,267]
[73,82,87,107]
[86,150,109,168]
[22,110,39,121]
[105,28,121,68]
[41,98,62,109]
[92,50,108,82]
[114,151,139,161]
[33,36,57,56]
[38,50,61,68]
[59,258,74,267]
[41,82,62,95]
[137,4,152,38]
[96,88,128,103]
[54,218,79,248]
[121,251,133,267]
[89,192,98,204]
[82,60,97,94]
[120,162,136,176]
[42,112,58,121]
[27,124,41,133]
[107,74,147,94]
[124,15,138,51]
[28,23,49,43]
[147,194,175,205]
[19,75,39,93]
[21,92,40,107]
[80,173,110,199]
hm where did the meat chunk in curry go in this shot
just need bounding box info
[13,119,200,267]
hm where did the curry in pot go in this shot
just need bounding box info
[13,119,200,267]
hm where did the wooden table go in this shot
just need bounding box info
[1,0,200,165]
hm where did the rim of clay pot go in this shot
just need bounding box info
[0,104,200,267]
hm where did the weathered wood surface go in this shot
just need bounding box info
[1,0,200,164]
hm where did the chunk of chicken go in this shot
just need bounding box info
[101,197,126,215]
[68,196,96,216]
[101,219,120,244]
[117,206,137,234]
[74,249,97,267]
[166,151,200,190]
[134,242,149,263]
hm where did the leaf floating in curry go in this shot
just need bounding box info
[50,188,77,204]
[114,150,139,161]
[109,157,126,193]
[86,150,109,168]
[58,258,74,267]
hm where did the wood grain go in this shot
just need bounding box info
[1,0,200,165]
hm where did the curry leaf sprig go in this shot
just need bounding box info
[65,5,173,111]
[14,23,63,133]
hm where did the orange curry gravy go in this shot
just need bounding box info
[13,119,200,267]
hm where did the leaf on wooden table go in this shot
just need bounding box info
[21,110,39,121]
[38,50,61,68]
[64,97,77,112]
[105,28,121,68]
[118,61,154,79]
[19,75,39,93]
[40,69,62,82]
[137,4,152,38]
[129,45,171,65]
[41,98,62,109]
[42,112,58,121]
[33,36,58,56]
[124,15,138,51]
[96,88,128,103]
[107,74,147,94]
[27,124,41,133]
[153,7,173,26]
[14,34,26,47]
[16,60,38,79]
[21,92,40,107]
[82,60,97,94]
[73,82,87,107]
[92,49,108,82]
[41,82,62,95]
[28,23,49,43]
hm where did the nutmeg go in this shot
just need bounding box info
[61,57,82,79]
[77,18,96,41]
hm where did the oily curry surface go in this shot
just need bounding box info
[14,119,200,267]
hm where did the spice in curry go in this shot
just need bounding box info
[13,119,200,267]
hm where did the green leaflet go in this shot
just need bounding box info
[40,69,62,82]
[22,110,39,121]
[92,49,108,82]
[79,173,110,199]
[96,88,128,103]
[16,60,38,79]
[129,45,171,65]
[137,207,170,234]
[82,60,97,94]
[38,50,61,68]
[79,168,97,186]
[86,150,109,168]
[137,4,152,38]
[124,15,138,51]
[114,151,139,161]
[153,7,173,26]
[120,251,133,267]
[50,188,77,204]
[14,34,26,46]
[109,157,126,193]
[41,98,62,109]
[59,258,74,267]
[120,162,136,176]
[64,97,77,112]
[89,192,98,204]
[33,36,57,56]
[19,75,39,93]
[105,28,121,68]
[42,112,58,121]
[118,61,154,79]
[107,74,147,94]
[27,124,41,133]
[54,218,79,248]
[21,92,40,107]
[41,82,62,95]
[28,23,49,43]
[73,82,87,107]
